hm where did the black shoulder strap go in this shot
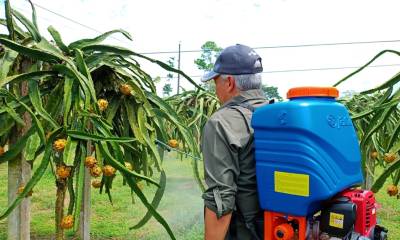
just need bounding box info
[237,102,256,112]
[225,99,272,240]
[226,99,272,134]
[227,104,253,133]
[228,99,274,112]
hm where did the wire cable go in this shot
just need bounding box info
[20,1,400,55]
[30,2,131,45]
[13,2,400,83]
[139,40,400,55]
[159,63,400,79]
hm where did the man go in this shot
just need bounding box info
[201,44,267,240]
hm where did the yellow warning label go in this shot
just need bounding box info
[329,212,344,229]
[274,171,310,197]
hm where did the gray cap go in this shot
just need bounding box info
[201,44,263,82]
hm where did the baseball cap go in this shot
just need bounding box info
[201,44,263,82]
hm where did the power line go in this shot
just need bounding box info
[18,2,400,56]
[33,3,101,34]
[160,63,400,79]
[12,3,400,87]
[139,40,400,55]
[14,6,78,33]
[30,2,131,45]
[263,63,400,74]
[254,40,400,50]
[11,3,400,74]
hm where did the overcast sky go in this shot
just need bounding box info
[2,0,400,98]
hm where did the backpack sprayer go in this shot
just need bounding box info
[252,87,388,240]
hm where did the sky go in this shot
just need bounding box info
[1,0,400,98]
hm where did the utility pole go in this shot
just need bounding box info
[177,41,181,94]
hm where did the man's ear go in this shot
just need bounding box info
[226,75,236,92]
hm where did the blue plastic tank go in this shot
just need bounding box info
[252,87,363,216]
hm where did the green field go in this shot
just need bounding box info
[0,154,399,239]
[0,153,203,240]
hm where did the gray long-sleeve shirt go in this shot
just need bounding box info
[201,89,266,226]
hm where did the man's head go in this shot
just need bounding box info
[201,44,263,103]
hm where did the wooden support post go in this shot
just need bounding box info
[77,142,92,239]
[8,81,31,240]
[7,158,31,240]
[177,42,181,95]
[77,168,91,239]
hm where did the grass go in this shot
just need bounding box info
[0,153,204,240]
[375,184,400,237]
[0,154,399,239]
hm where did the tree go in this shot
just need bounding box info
[166,57,175,80]
[194,41,222,71]
[0,2,203,239]
[262,84,283,101]
[341,90,357,99]
[334,50,400,192]
[153,76,161,84]
[163,83,172,96]
[194,41,222,91]
[163,57,176,95]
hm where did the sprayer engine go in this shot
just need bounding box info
[310,189,387,240]
[270,189,388,240]
[280,189,387,240]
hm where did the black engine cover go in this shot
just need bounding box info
[320,198,357,238]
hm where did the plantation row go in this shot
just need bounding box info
[0,0,399,239]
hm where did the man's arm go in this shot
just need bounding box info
[201,113,244,239]
[205,207,232,240]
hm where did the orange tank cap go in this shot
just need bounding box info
[287,86,339,99]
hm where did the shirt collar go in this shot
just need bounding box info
[221,89,266,108]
